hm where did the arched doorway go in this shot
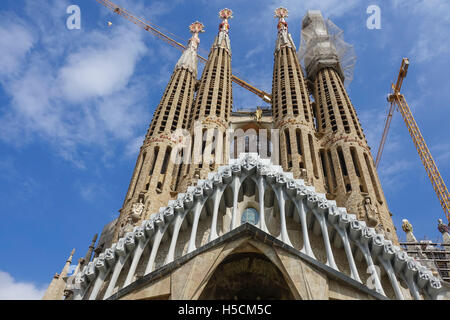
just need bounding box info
[199,252,295,300]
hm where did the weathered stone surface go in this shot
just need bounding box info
[275,247,329,299]
[120,275,170,300]
[328,279,370,300]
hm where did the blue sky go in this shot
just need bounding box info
[0,0,449,299]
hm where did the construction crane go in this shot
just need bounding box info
[375,58,450,223]
[95,0,272,103]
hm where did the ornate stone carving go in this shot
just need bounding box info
[320,133,370,152]
[437,218,449,234]
[76,154,445,301]
[242,155,257,173]
[131,198,145,222]
[276,117,309,129]
[254,106,263,123]
[361,196,378,227]
[118,215,134,239]
[402,219,413,233]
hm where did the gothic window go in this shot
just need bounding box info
[241,207,259,225]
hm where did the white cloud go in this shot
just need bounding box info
[0,1,151,166]
[59,27,147,103]
[0,271,47,300]
[392,0,450,63]
[0,13,35,76]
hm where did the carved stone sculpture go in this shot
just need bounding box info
[438,219,449,234]
[118,215,134,239]
[402,219,413,233]
[362,196,378,227]
[254,106,263,123]
[131,198,145,222]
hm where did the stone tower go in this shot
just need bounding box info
[113,22,205,241]
[272,8,325,193]
[300,11,397,242]
[177,8,234,192]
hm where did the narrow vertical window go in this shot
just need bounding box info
[308,134,319,179]
[319,149,330,192]
[364,153,383,204]
[327,150,337,191]
[337,147,348,177]
[296,129,302,155]
[149,147,159,176]
[350,147,361,177]
[284,129,291,156]
[160,147,172,174]
[131,152,146,197]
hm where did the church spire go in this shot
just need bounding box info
[213,8,233,52]
[112,22,205,242]
[42,249,75,300]
[274,7,296,51]
[175,21,204,78]
[177,9,234,191]
[271,7,325,192]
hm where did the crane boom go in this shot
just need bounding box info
[95,0,272,103]
[375,58,410,168]
[376,58,450,223]
[375,101,395,168]
[395,94,450,222]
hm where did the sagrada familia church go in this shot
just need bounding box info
[43,8,450,300]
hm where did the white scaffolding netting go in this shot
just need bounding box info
[298,11,356,86]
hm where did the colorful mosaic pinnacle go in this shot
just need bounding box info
[274,7,288,19]
[275,7,289,31]
[219,8,233,20]
[218,8,233,34]
[189,21,205,34]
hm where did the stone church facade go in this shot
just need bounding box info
[43,8,449,300]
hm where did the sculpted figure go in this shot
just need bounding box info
[438,218,449,234]
[131,198,145,222]
[254,106,263,122]
[402,219,413,233]
[362,196,378,227]
[438,218,450,245]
